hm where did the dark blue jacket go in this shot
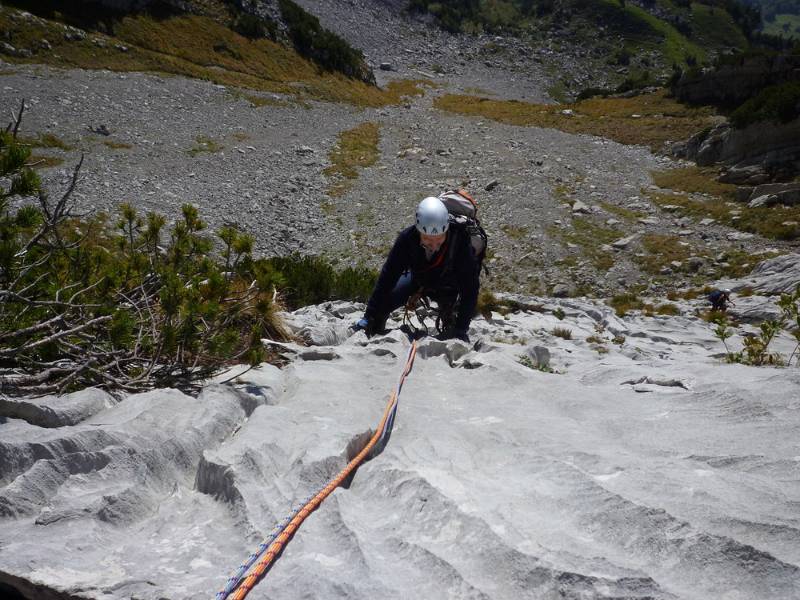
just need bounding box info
[365,224,480,331]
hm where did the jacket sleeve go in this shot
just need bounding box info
[364,231,410,320]
[453,242,480,332]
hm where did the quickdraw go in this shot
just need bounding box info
[216,340,418,600]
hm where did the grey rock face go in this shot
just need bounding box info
[727,253,800,294]
[2,295,800,599]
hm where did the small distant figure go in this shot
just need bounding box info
[708,288,735,312]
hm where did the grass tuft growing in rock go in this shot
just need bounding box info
[552,327,572,340]
[609,292,645,316]
[598,200,646,222]
[655,303,681,316]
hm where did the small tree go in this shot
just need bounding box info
[712,285,800,367]
[0,102,289,396]
[778,285,800,365]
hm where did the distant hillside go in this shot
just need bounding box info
[2,0,376,84]
[408,0,759,71]
[741,0,800,39]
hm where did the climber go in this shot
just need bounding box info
[708,288,735,312]
[353,196,482,342]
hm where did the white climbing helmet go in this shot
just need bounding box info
[415,196,450,235]
[722,288,732,294]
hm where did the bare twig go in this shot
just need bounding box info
[0,314,112,358]
[6,98,24,137]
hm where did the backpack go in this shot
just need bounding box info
[437,189,488,273]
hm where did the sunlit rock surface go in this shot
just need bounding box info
[2,294,799,600]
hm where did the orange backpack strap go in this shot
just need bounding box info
[456,189,477,209]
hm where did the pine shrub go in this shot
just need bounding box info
[278,0,374,83]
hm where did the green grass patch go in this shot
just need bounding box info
[324,122,380,197]
[598,200,647,221]
[500,224,528,239]
[434,89,716,152]
[187,135,223,156]
[635,233,693,274]
[19,132,72,150]
[651,165,737,200]
[762,13,800,40]
[650,167,800,241]
[27,154,64,168]
[709,249,781,280]
[549,218,620,271]
[102,140,133,149]
[690,2,749,52]
[622,1,708,65]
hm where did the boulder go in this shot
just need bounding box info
[524,345,550,369]
[571,200,590,214]
[611,234,637,250]
[717,164,772,185]
[676,116,800,183]
[552,283,572,298]
[746,182,800,202]
[748,194,779,208]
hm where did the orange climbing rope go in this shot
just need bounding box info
[223,340,418,600]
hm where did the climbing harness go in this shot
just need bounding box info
[216,340,418,600]
[402,288,457,339]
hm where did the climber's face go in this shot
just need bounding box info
[420,232,446,254]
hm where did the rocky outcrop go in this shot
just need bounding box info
[669,51,800,180]
[739,182,800,208]
[672,118,800,179]
[716,253,800,295]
